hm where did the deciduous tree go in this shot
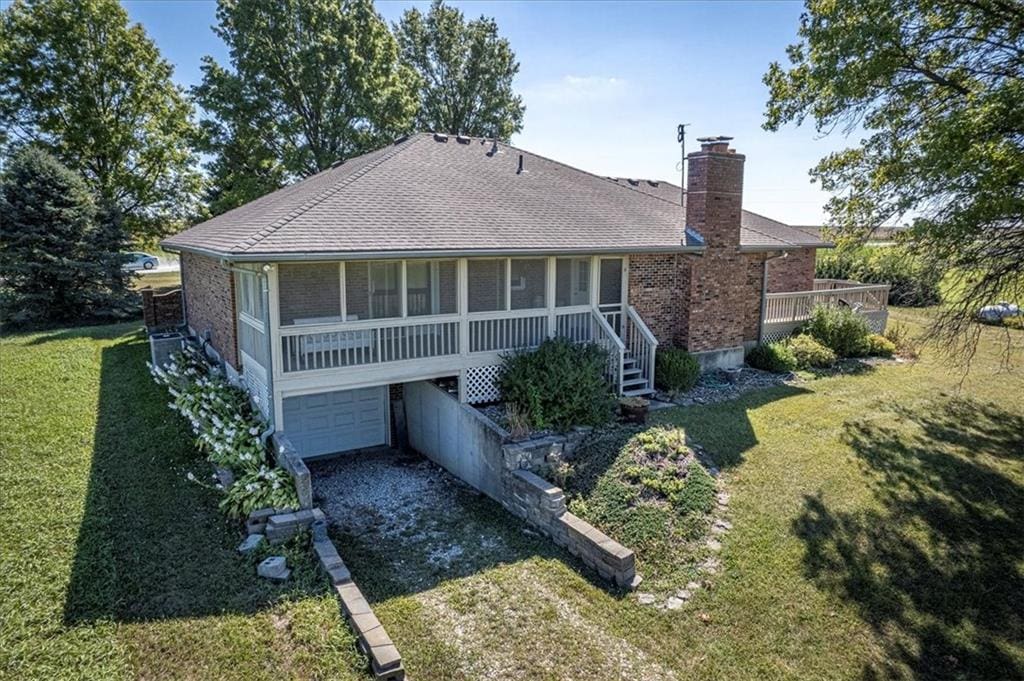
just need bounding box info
[194,0,419,214]
[764,0,1024,362]
[395,0,524,140]
[0,0,202,239]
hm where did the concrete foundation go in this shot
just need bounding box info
[691,345,745,371]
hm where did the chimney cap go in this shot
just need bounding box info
[696,135,734,143]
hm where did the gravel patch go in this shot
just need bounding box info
[656,367,797,406]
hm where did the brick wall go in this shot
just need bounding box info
[181,251,238,369]
[141,287,184,331]
[766,247,816,293]
[628,253,686,347]
[743,254,767,342]
[681,142,749,352]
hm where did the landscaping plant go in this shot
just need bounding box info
[804,305,871,357]
[496,337,615,430]
[150,343,298,517]
[785,334,836,369]
[745,342,797,373]
[865,333,896,358]
[816,246,942,307]
[655,347,701,394]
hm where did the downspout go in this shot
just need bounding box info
[758,251,788,344]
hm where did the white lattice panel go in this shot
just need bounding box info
[465,365,502,404]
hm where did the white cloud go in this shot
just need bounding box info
[524,75,629,104]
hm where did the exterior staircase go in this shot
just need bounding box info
[620,354,655,397]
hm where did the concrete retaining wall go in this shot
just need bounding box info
[404,380,509,500]
[270,432,313,510]
[404,381,638,588]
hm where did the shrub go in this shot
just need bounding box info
[866,333,896,357]
[817,245,942,307]
[1004,315,1024,331]
[746,342,797,373]
[151,344,299,518]
[622,426,716,517]
[655,348,701,394]
[785,334,836,369]
[884,322,920,359]
[496,337,615,430]
[804,305,871,357]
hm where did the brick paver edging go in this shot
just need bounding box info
[313,535,406,681]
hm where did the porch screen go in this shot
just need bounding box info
[407,260,457,316]
[510,259,547,310]
[278,263,341,326]
[345,261,401,320]
[468,259,507,312]
[555,257,590,307]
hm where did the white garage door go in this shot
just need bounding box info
[283,386,388,459]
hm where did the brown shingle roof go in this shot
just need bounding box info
[607,178,833,250]
[164,133,829,260]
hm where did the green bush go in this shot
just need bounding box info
[496,337,615,430]
[746,342,797,373]
[816,245,942,307]
[804,305,871,357]
[655,348,701,394]
[866,333,896,357]
[785,334,836,369]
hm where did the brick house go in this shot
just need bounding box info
[163,133,887,459]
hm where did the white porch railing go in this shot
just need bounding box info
[278,306,633,394]
[624,306,658,389]
[762,280,890,342]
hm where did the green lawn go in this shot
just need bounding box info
[1,311,1022,680]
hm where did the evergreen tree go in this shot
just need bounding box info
[0,148,133,325]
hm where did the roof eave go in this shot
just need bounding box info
[162,242,706,262]
[738,242,834,253]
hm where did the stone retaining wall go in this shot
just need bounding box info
[502,469,638,588]
[270,432,313,509]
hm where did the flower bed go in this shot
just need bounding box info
[149,343,298,518]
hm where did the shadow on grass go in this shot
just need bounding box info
[655,383,812,469]
[21,320,143,345]
[63,334,328,624]
[793,397,1024,680]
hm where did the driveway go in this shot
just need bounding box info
[307,449,680,681]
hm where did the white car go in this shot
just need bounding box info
[122,252,160,271]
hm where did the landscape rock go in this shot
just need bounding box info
[665,596,685,610]
[637,593,657,605]
[257,556,289,581]
[237,533,264,554]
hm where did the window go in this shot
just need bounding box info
[406,260,457,316]
[278,264,340,325]
[236,269,265,320]
[555,257,590,307]
[468,259,507,312]
[599,258,623,306]
[510,258,547,310]
[345,261,401,320]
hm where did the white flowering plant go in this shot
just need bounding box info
[150,343,298,518]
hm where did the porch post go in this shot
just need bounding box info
[267,264,285,430]
[457,258,469,402]
[546,256,556,337]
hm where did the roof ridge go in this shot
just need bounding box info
[234,135,426,253]
[495,141,689,211]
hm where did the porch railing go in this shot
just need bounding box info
[764,282,890,325]
[624,306,658,389]
[278,306,629,393]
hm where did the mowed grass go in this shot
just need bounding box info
[0,324,368,680]
[1,310,1022,680]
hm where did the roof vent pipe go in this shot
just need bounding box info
[517,153,524,174]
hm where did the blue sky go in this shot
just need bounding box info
[119,0,849,225]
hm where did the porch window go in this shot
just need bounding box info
[345,261,401,321]
[599,258,624,306]
[278,263,341,326]
[555,257,590,307]
[407,260,457,316]
[510,258,547,310]
[468,259,507,312]
[235,269,265,320]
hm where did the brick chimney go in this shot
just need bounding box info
[681,136,749,355]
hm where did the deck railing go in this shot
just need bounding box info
[764,282,890,325]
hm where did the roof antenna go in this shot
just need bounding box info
[677,123,690,207]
